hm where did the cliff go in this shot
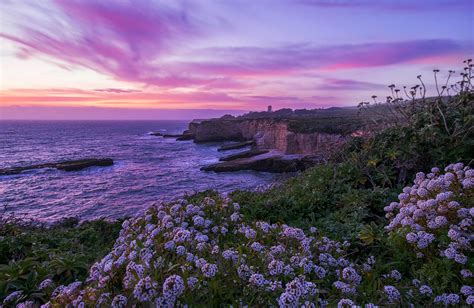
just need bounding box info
[185,118,352,156]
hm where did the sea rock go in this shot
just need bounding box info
[202,151,313,173]
[149,132,164,136]
[176,133,195,141]
[219,149,269,161]
[0,158,114,176]
[217,140,254,151]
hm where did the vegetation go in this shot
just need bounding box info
[1,60,472,306]
[0,217,122,305]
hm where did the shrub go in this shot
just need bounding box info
[232,163,397,240]
[353,59,474,186]
[14,163,469,307]
[0,218,122,305]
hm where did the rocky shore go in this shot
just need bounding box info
[0,158,114,176]
[173,110,364,173]
[148,108,365,173]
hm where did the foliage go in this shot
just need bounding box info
[287,116,365,135]
[231,163,397,241]
[353,59,474,186]
[0,217,122,305]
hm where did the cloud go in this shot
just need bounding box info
[1,1,468,89]
[0,88,242,108]
[0,105,248,120]
[295,0,473,11]
[185,40,469,76]
[94,88,142,94]
[0,0,205,87]
[315,78,386,91]
[246,95,300,101]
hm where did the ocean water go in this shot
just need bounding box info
[0,120,281,222]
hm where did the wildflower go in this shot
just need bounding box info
[201,263,218,278]
[461,285,473,296]
[435,293,460,305]
[186,277,199,289]
[249,273,266,287]
[39,278,54,290]
[342,266,362,285]
[176,245,186,255]
[455,253,467,264]
[164,241,175,251]
[16,301,35,308]
[195,234,209,242]
[270,244,286,255]
[3,291,23,304]
[97,293,111,305]
[337,299,354,307]
[268,260,285,275]
[111,294,127,308]
[173,228,191,243]
[419,285,432,296]
[222,249,239,262]
[244,228,257,239]
[193,215,205,227]
[163,275,185,300]
[390,270,402,281]
[230,212,240,222]
[461,269,473,278]
[278,291,298,307]
[251,241,264,252]
[133,276,158,302]
[466,295,474,305]
[384,285,400,303]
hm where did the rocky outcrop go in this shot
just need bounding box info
[150,131,194,140]
[219,149,269,161]
[218,141,254,151]
[186,116,359,172]
[186,118,349,156]
[201,151,314,173]
[0,158,114,176]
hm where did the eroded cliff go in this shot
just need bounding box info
[185,118,351,156]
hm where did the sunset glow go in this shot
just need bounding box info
[1,0,472,119]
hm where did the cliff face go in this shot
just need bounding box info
[187,118,349,155]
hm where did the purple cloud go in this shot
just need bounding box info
[183,39,468,76]
[1,1,469,91]
[1,0,204,86]
[296,0,473,11]
[94,88,142,94]
[315,78,386,91]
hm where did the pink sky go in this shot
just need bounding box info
[0,0,472,119]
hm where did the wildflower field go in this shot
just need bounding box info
[1,61,473,307]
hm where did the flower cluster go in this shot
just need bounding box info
[40,195,361,307]
[384,163,473,305]
[7,163,472,307]
[385,163,473,264]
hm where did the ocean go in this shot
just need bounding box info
[0,120,281,222]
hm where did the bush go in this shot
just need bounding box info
[232,163,397,241]
[0,218,122,305]
[353,60,474,186]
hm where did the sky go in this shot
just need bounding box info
[0,0,472,120]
